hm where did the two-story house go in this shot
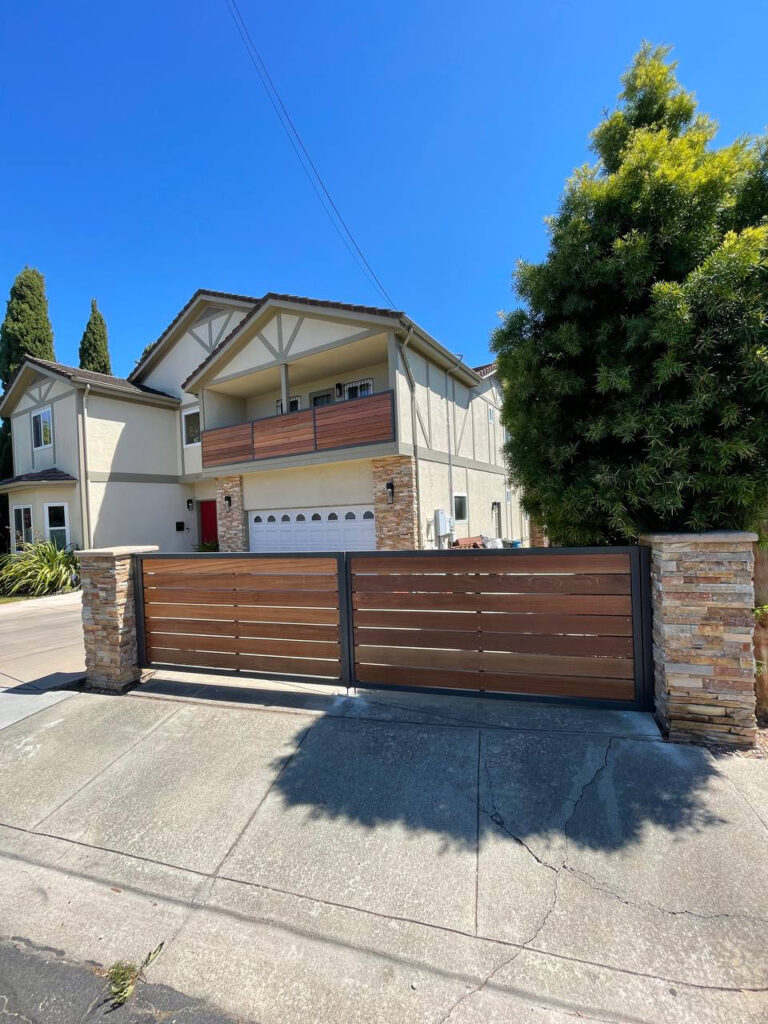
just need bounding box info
[0,291,528,553]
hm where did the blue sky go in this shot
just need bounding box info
[1,1,766,377]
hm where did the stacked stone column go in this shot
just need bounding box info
[78,546,158,692]
[216,474,247,552]
[639,532,757,748]
[372,455,418,550]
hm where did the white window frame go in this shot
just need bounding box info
[343,378,373,401]
[12,504,33,552]
[44,502,70,548]
[276,395,301,414]
[453,492,468,524]
[32,406,53,450]
[182,406,201,447]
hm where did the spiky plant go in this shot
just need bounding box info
[0,540,79,596]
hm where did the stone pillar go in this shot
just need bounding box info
[78,546,158,692]
[216,475,247,552]
[639,531,758,748]
[372,455,418,550]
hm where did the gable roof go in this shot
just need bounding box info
[0,355,178,417]
[128,288,261,383]
[181,292,404,391]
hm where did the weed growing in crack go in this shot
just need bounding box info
[107,942,164,1006]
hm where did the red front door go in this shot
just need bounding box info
[199,500,218,546]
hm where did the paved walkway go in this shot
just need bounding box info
[0,667,766,1023]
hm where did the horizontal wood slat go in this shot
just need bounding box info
[354,627,633,658]
[145,632,340,659]
[143,573,338,592]
[252,409,315,459]
[352,573,630,596]
[144,618,338,642]
[144,602,339,625]
[143,557,339,576]
[354,664,635,700]
[354,645,633,679]
[352,591,631,615]
[201,423,252,467]
[352,609,633,636]
[148,647,341,678]
[351,553,631,575]
[315,392,394,450]
[146,587,339,607]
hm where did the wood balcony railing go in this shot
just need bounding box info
[201,390,396,469]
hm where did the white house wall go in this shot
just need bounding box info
[242,459,374,511]
[88,480,196,552]
[11,385,78,477]
[85,395,180,477]
[8,483,83,550]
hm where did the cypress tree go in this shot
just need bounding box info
[492,44,768,544]
[78,298,112,374]
[0,268,55,478]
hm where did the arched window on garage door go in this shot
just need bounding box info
[253,515,262,523]
[345,511,356,520]
[267,515,276,523]
[328,512,338,521]
[311,513,321,521]
[363,510,374,520]
[281,514,291,522]
[296,514,306,522]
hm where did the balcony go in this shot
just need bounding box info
[201,390,396,469]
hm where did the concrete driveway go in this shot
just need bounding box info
[0,666,766,1024]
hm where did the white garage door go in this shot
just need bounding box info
[248,505,377,552]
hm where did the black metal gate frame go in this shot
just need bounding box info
[134,545,653,712]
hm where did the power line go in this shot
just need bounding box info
[223,0,397,309]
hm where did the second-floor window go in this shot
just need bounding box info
[32,407,52,449]
[276,396,301,414]
[183,408,201,446]
[344,378,373,400]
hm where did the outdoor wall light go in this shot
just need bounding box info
[385,481,395,504]
[224,495,232,508]
[186,499,194,511]
[335,382,343,398]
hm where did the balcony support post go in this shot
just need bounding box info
[280,363,290,413]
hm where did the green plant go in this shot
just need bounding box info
[754,605,768,625]
[78,297,112,374]
[492,43,768,545]
[195,540,219,552]
[107,942,164,1007]
[0,540,79,596]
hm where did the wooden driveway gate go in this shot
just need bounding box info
[136,546,652,709]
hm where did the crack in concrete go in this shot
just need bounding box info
[0,995,36,1024]
[436,948,524,1024]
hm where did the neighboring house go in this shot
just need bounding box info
[0,291,528,553]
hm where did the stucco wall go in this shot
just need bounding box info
[142,306,248,398]
[86,395,180,476]
[242,459,374,511]
[8,484,83,551]
[11,384,78,477]
[88,480,196,552]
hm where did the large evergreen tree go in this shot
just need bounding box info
[492,44,768,545]
[0,268,56,478]
[78,298,112,374]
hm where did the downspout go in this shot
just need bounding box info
[445,353,464,544]
[397,327,424,549]
[81,384,93,547]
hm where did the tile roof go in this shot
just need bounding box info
[182,292,403,390]
[9,356,177,400]
[0,468,77,487]
[473,362,497,378]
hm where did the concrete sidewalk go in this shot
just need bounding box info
[0,676,766,1023]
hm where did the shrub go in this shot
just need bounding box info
[0,540,80,596]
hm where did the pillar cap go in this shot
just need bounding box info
[77,545,160,558]
[638,531,758,544]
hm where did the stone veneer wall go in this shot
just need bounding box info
[372,455,418,550]
[78,545,158,692]
[639,532,757,748]
[216,475,247,552]
[529,520,549,548]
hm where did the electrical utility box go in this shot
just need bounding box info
[434,508,450,545]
